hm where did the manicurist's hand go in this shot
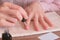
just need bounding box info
[0,2,29,28]
[0,13,17,27]
[0,2,28,21]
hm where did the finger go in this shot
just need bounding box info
[26,12,34,25]
[21,18,29,30]
[33,14,40,31]
[24,22,30,30]
[0,7,22,20]
[0,9,23,21]
[8,9,24,21]
[3,2,28,19]
[19,9,28,19]
[0,19,15,27]
[39,16,50,30]
[0,6,9,13]
[5,15,17,23]
[3,2,21,10]
[0,13,17,23]
[44,15,54,27]
[24,12,34,30]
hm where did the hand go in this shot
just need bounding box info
[0,2,28,28]
[25,2,54,31]
[0,13,17,27]
[0,2,28,21]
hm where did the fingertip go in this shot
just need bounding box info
[50,24,55,28]
[22,15,28,20]
[42,25,50,30]
[35,28,40,31]
[25,26,30,30]
[44,15,54,27]
[43,27,49,30]
[49,22,55,27]
[24,22,30,30]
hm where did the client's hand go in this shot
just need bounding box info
[25,2,54,31]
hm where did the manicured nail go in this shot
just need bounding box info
[25,26,29,30]
[35,27,40,31]
[43,27,50,30]
[24,22,30,30]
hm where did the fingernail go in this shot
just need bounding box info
[50,24,54,27]
[43,27,50,30]
[36,29,40,31]
[35,28,40,31]
[25,26,29,30]
[24,22,30,30]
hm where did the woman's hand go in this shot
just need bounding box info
[0,2,28,21]
[0,2,29,29]
[25,2,54,31]
[0,13,17,27]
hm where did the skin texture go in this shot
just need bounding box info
[0,1,56,31]
[0,13,17,27]
[25,2,54,31]
[0,6,17,27]
[3,2,28,20]
[0,2,28,27]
